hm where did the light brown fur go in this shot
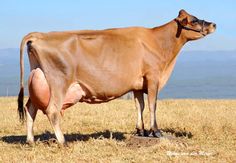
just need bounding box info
[17,10,216,144]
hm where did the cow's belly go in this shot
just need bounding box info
[28,68,144,112]
[28,68,85,111]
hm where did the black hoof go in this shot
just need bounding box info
[149,129,163,138]
[136,129,149,137]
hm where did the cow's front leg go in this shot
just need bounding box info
[25,99,38,144]
[147,79,162,138]
[133,90,147,136]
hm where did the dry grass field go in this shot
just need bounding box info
[0,97,235,162]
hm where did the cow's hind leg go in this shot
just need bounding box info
[133,90,147,136]
[45,90,66,145]
[31,67,66,145]
[46,105,65,145]
[25,99,38,144]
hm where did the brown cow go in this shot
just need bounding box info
[18,9,216,145]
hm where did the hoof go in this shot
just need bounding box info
[136,129,149,137]
[26,140,35,147]
[149,129,163,138]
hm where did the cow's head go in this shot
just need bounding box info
[175,9,216,40]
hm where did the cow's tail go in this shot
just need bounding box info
[18,34,34,122]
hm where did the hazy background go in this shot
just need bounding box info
[0,1,235,98]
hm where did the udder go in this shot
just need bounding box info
[28,68,85,112]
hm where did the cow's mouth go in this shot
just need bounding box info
[200,31,207,36]
[201,22,216,36]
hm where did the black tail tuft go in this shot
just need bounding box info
[17,87,25,122]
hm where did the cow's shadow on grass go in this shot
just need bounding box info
[0,128,193,145]
[0,130,126,144]
[162,128,193,138]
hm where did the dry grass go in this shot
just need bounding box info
[0,97,235,162]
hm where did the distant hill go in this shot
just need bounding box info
[0,48,236,98]
[161,50,236,98]
[0,48,30,96]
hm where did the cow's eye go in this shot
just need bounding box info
[192,19,198,24]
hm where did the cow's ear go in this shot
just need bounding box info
[176,9,189,27]
[178,9,188,17]
[178,17,188,27]
[176,16,188,27]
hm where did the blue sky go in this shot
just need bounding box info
[0,0,235,51]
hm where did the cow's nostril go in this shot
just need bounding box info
[213,23,216,28]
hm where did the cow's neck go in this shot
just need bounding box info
[153,20,187,62]
[152,20,188,90]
